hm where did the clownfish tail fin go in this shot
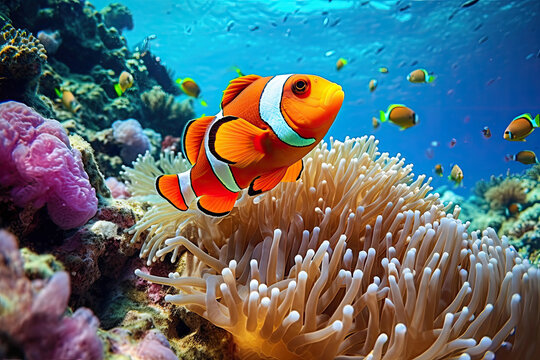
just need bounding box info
[156,172,195,211]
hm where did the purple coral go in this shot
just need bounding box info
[0,101,98,229]
[0,229,104,360]
[112,119,151,163]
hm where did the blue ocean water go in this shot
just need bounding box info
[94,0,540,195]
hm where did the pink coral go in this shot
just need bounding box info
[105,176,131,199]
[0,101,97,229]
[0,229,104,360]
[112,119,151,163]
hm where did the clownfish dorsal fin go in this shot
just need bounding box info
[209,116,268,168]
[221,74,262,108]
[281,159,303,182]
[182,115,215,165]
[248,167,288,196]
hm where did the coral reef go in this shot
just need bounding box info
[0,24,52,115]
[1,0,193,181]
[445,165,540,263]
[112,118,151,164]
[484,178,526,211]
[100,3,133,33]
[0,229,104,360]
[140,85,195,136]
[106,176,131,199]
[129,137,540,359]
[0,101,97,230]
[0,24,47,99]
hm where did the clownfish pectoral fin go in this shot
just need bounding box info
[210,116,268,168]
[221,74,261,108]
[248,167,288,196]
[182,115,215,165]
[156,174,188,211]
[281,159,303,182]
[197,193,239,217]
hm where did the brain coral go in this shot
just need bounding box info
[127,136,540,359]
[0,101,97,229]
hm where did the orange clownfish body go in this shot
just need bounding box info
[156,74,344,216]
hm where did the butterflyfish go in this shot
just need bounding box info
[379,104,418,130]
[507,150,539,165]
[448,164,464,187]
[407,69,435,83]
[336,58,348,71]
[176,77,208,107]
[114,71,134,96]
[155,74,344,217]
[503,113,539,141]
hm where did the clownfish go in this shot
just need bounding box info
[503,113,539,141]
[156,74,344,217]
[114,71,134,96]
[407,69,435,83]
[176,77,208,107]
[379,104,418,130]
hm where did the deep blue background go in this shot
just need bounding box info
[92,0,540,195]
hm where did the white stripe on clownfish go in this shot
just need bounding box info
[204,110,242,193]
[178,169,196,206]
[259,74,316,147]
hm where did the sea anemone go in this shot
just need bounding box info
[127,136,540,359]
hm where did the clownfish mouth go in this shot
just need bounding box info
[324,84,344,110]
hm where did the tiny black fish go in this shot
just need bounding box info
[399,4,411,11]
[461,0,480,8]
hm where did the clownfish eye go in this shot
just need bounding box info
[292,78,310,95]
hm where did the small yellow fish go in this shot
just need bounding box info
[407,68,435,83]
[56,88,81,113]
[378,67,389,73]
[434,164,443,177]
[379,104,418,130]
[503,113,539,141]
[336,57,348,71]
[369,79,377,92]
[114,71,134,96]
[176,77,208,107]
[448,164,463,187]
[372,116,380,129]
